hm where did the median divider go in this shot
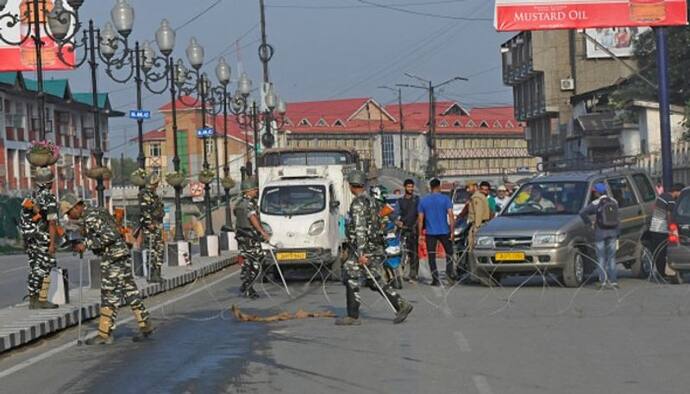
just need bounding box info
[0,253,238,354]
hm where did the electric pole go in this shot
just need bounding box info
[397,73,467,178]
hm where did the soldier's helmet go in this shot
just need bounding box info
[347,170,367,187]
[59,193,84,217]
[33,167,54,186]
[241,177,259,192]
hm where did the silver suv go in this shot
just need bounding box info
[470,170,657,287]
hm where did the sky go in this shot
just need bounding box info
[43,0,515,158]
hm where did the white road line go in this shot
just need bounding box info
[0,268,240,380]
[453,330,471,352]
[0,266,26,275]
[473,375,493,394]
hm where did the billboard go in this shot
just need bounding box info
[585,27,651,58]
[495,0,688,31]
[0,0,75,72]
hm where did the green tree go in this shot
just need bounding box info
[111,157,138,186]
[614,6,690,107]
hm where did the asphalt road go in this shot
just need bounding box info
[0,252,91,308]
[3,262,690,393]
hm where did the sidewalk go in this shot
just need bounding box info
[0,253,237,353]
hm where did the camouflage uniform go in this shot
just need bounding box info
[342,192,408,321]
[139,188,165,281]
[20,185,58,304]
[82,207,151,341]
[234,195,264,298]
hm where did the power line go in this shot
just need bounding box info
[353,0,492,21]
[267,0,466,9]
[174,0,224,32]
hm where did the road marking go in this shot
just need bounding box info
[0,268,240,380]
[453,330,471,352]
[0,266,26,274]
[473,375,493,394]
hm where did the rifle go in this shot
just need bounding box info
[346,242,397,314]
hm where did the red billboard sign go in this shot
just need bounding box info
[495,0,688,31]
[0,0,75,71]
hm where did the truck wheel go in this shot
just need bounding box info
[631,245,653,279]
[328,256,343,282]
[563,251,585,288]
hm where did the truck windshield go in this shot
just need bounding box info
[504,182,588,216]
[453,189,470,204]
[261,185,326,216]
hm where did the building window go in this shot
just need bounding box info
[149,143,162,157]
[382,134,395,168]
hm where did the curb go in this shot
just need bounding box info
[0,255,237,354]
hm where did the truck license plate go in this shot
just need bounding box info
[495,252,525,262]
[276,252,307,261]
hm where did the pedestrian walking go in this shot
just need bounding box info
[19,167,59,309]
[139,174,165,283]
[417,178,456,286]
[648,183,685,277]
[580,183,620,289]
[466,181,491,253]
[234,177,270,299]
[61,194,154,344]
[335,170,413,326]
[481,181,496,218]
[395,179,420,282]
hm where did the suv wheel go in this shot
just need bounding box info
[563,251,585,288]
[669,270,685,285]
[631,245,653,279]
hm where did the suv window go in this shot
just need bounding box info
[632,174,656,202]
[607,177,638,208]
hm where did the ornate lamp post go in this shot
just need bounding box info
[0,0,86,141]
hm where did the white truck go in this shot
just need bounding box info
[257,149,359,279]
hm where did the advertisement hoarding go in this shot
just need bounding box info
[0,0,75,71]
[495,0,688,32]
[584,27,651,58]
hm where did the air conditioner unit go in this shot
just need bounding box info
[560,78,575,91]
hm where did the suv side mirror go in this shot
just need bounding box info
[330,201,340,210]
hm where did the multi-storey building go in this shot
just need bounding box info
[282,97,535,181]
[501,30,636,162]
[157,98,253,184]
[0,71,121,201]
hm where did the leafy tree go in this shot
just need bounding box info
[111,157,138,186]
[614,6,690,107]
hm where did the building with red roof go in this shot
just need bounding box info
[283,98,536,179]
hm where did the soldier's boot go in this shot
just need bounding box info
[35,277,58,309]
[335,286,361,326]
[86,307,115,345]
[132,309,154,342]
[393,298,413,325]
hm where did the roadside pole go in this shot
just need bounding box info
[654,27,674,191]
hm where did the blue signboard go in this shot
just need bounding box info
[196,127,215,138]
[129,110,151,120]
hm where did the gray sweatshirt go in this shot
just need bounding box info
[579,195,620,241]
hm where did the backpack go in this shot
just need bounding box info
[596,197,619,229]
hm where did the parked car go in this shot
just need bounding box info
[667,187,690,284]
[470,170,657,287]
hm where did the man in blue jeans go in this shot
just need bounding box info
[580,183,620,289]
[418,178,455,286]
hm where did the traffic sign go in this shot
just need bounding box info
[129,110,151,120]
[196,127,215,138]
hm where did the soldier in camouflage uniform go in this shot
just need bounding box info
[139,174,165,283]
[234,177,270,299]
[61,194,154,345]
[19,168,59,309]
[335,171,413,326]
